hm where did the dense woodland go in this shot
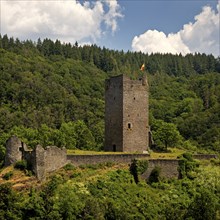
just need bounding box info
[0,153,220,219]
[0,35,220,219]
[0,34,220,160]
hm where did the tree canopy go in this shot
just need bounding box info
[0,34,220,156]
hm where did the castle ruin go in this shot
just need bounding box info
[4,136,67,180]
[3,74,217,181]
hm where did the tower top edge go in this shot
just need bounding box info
[106,74,148,86]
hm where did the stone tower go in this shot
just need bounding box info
[4,136,23,166]
[104,74,150,153]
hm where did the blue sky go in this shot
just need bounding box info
[1,0,219,56]
[103,0,218,50]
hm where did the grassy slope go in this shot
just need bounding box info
[67,148,185,158]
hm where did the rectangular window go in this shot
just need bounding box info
[113,144,116,152]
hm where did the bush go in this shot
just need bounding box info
[14,160,27,171]
[185,188,218,220]
[25,170,33,176]
[210,158,220,166]
[148,166,161,185]
[182,152,194,161]
[178,153,199,179]
[64,163,75,171]
[2,171,13,180]
[130,159,148,183]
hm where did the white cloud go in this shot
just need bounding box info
[132,3,219,57]
[132,30,190,55]
[104,0,124,33]
[1,0,123,44]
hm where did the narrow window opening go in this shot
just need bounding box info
[134,97,136,100]
[128,123,131,129]
[19,142,24,152]
[113,144,116,152]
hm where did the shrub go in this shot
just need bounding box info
[130,159,148,183]
[104,161,115,167]
[148,166,161,184]
[25,170,33,176]
[178,153,199,179]
[2,171,13,180]
[210,158,220,166]
[185,187,218,220]
[182,152,194,161]
[64,163,75,171]
[14,160,27,171]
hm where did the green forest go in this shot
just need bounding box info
[0,34,220,219]
[0,34,220,157]
[0,153,220,219]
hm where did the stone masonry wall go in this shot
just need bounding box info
[4,136,23,166]
[67,156,180,179]
[105,75,123,152]
[193,154,217,160]
[123,76,149,152]
[44,146,67,172]
[142,159,180,179]
[32,145,46,181]
[32,145,67,181]
[105,74,149,153]
[4,136,218,181]
[67,154,150,166]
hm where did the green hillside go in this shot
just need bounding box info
[0,156,220,219]
[0,35,220,219]
[0,34,220,161]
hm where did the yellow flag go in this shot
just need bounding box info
[140,63,145,71]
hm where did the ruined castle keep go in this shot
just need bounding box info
[104,74,150,153]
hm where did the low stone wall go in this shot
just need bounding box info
[67,156,179,179]
[67,154,150,166]
[193,154,217,160]
[4,136,218,181]
[142,159,179,179]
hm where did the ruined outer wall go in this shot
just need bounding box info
[123,76,149,152]
[142,159,179,179]
[67,154,150,166]
[193,154,217,160]
[5,137,217,181]
[32,145,67,180]
[67,155,179,179]
[44,146,67,172]
[4,136,23,166]
[105,75,123,151]
[32,145,46,180]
